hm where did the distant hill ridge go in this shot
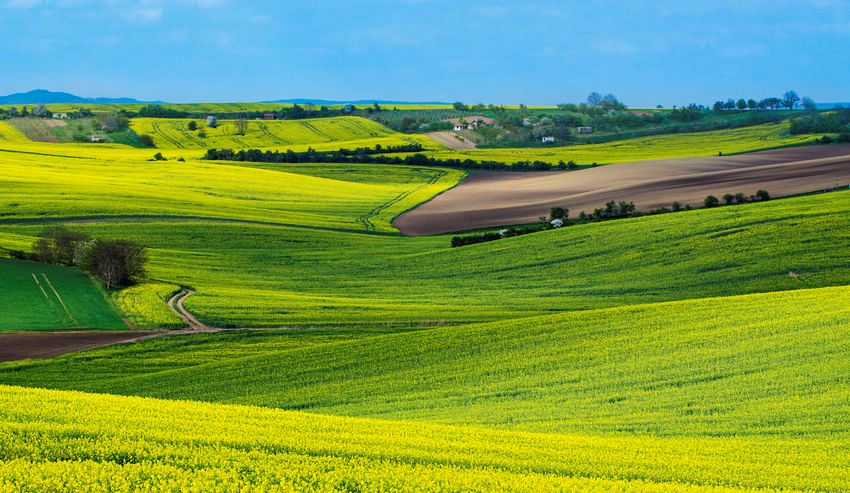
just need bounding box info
[0,89,164,105]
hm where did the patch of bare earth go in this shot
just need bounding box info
[426,131,477,150]
[394,145,850,235]
[43,120,67,127]
[0,331,157,362]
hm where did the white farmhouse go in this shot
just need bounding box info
[541,136,555,143]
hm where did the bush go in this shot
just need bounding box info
[723,194,735,205]
[755,189,770,201]
[153,152,167,161]
[837,133,850,143]
[704,195,719,208]
[188,121,198,131]
[81,239,147,289]
[550,207,568,221]
[31,226,91,266]
[138,134,155,147]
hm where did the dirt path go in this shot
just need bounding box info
[426,131,477,150]
[166,289,217,332]
[394,145,850,235]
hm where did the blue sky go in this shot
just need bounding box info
[1,0,849,105]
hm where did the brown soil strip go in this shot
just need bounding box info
[426,131,477,150]
[0,331,159,362]
[394,145,850,235]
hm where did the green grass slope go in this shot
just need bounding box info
[3,285,848,438]
[130,116,398,149]
[1,385,847,492]
[3,189,848,327]
[425,121,825,164]
[0,258,124,330]
[0,146,463,234]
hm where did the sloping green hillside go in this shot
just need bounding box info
[4,189,848,327]
[1,385,847,492]
[0,258,124,330]
[130,116,398,149]
[3,285,848,439]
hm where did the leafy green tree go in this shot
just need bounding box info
[704,195,719,208]
[782,90,800,110]
[188,121,198,131]
[755,189,770,201]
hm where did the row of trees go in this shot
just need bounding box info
[712,91,814,112]
[204,145,567,171]
[10,227,147,289]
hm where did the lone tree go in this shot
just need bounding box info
[587,92,603,107]
[704,195,719,208]
[782,90,801,111]
[188,120,198,131]
[81,239,147,289]
[235,118,248,136]
[550,207,569,221]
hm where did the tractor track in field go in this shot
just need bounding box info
[257,122,291,145]
[357,168,447,231]
[151,122,185,149]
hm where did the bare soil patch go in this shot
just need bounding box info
[0,331,157,362]
[427,131,477,150]
[394,145,850,235]
[44,120,67,127]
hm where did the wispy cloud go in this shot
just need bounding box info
[122,6,162,23]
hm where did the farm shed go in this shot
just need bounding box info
[577,126,593,134]
[262,112,276,120]
[90,135,106,143]
[52,113,68,119]
[541,136,555,143]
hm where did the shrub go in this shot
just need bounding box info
[138,134,155,147]
[734,193,749,204]
[723,194,736,205]
[81,239,147,289]
[756,189,770,201]
[153,152,167,161]
[188,121,198,131]
[704,195,719,208]
[550,207,568,221]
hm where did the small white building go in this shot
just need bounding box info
[577,126,593,134]
[541,136,555,143]
[90,135,106,143]
[453,123,467,131]
[550,219,564,228]
[52,113,68,119]
[522,117,532,126]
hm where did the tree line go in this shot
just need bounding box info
[9,227,147,289]
[204,145,575,171]
[711,91,814,112]
[452,190,775,248]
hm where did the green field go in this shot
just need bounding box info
[422,121,825,164]
[130,116,402,149]
[5,384,845,492]
[0,258,124,330]
[4,188,850,328]
[1,102,849,491]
